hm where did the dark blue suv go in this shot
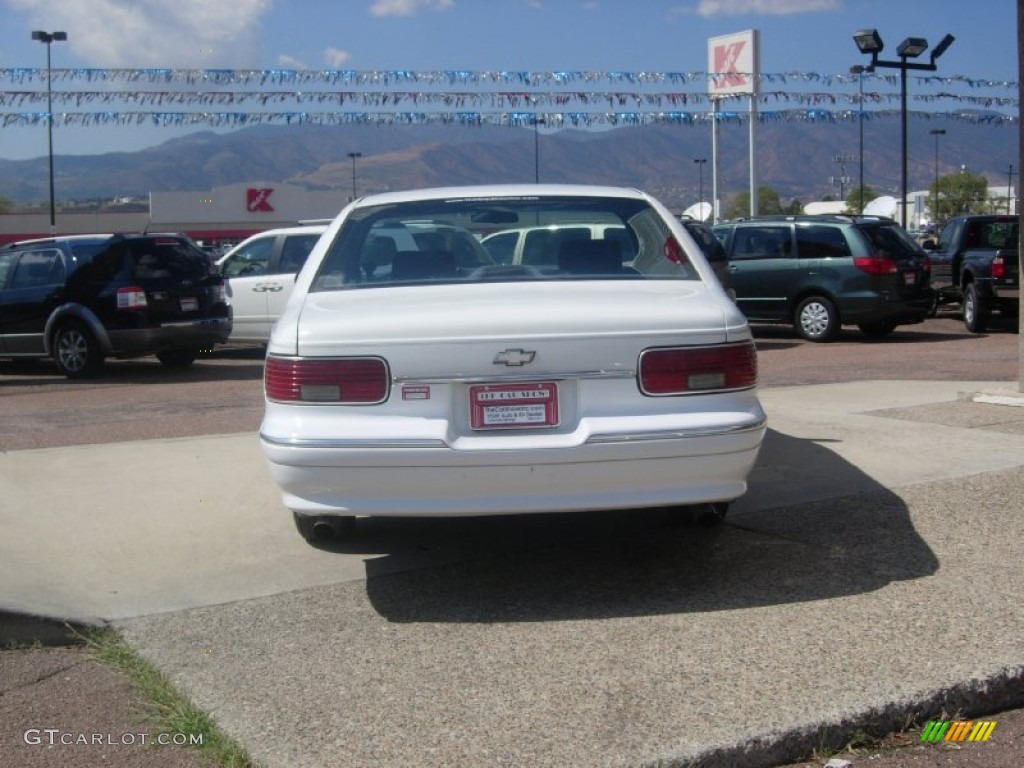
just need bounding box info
[0,233,231,377]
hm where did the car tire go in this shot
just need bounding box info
[293,512,356,543]
[53,321,104,378]
[794,296,839,342]
[962,282,989,333]
[857,321,896,338]
[156,349,198,368]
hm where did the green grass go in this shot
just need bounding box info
[78,625,259,768]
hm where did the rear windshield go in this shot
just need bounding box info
[67,238,212,282]
[312,195,699,291]
[857,223,925,259]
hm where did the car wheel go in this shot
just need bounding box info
[962,283,989,333]
[156,349,198,368]
[293,512,356,543]
[857,321,896,338]
[53,321,104,378]
[794,296,839,342]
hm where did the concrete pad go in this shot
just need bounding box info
[119,468,1024,768]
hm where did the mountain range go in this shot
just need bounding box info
[0,116,1018,210]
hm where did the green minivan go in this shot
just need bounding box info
[712,215,935,341]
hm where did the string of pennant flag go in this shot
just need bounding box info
[0,68,1017,128]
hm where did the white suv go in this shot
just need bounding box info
[216,225,327,342]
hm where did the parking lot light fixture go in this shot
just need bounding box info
[853,28,955,229]
[850,64,872,214]
[31,30,67,235]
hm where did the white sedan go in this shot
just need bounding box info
[259,184,766,542]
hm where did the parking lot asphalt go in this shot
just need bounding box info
[2,378,1024,767]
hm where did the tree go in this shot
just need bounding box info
[930,170,989,221]
[0,196,13,214]
[844,186,879,215]
[724,186,783,219]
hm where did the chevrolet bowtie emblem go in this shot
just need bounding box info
[493,348,537,366]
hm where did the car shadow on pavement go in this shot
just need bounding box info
[331,429,940,623]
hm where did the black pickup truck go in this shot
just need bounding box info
[924,214,1020,332]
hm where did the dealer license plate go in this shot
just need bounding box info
[469,382,559,430]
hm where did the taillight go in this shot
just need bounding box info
[992,255,1005,279]
[639,342,757,395]
[116,286,148,310]
[853,254,897,275]
[265,356,389,403]
[921,255,932,272]
[212,283,227,303]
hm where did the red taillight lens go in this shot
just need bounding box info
[853,255,897,275]
[992,255,1005,279]
[265,356,389,403]
[639,342,757,395]
[116,286,148,310]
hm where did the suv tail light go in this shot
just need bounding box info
[265,356,389,403]
[116,286,148,310]
[853,254,898,275]
[639,342,757,395]
[212,283,227,303]
[992,255,1005,279]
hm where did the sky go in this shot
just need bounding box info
[0,0,1018,161]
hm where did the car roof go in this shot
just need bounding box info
[2,234,116,249]
[352,184,649,208]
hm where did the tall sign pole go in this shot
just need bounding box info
[1017,0,1023,392]
[709,29,760,218]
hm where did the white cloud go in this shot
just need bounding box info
[369,0,454,17]
[687,0,840,17]
[324,47,352,67]
[277,54,307,69]
[9,0,273,67]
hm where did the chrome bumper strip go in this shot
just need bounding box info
[260,417,766,450]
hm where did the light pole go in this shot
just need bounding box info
[854,29,954,229]
[533,115,545,183]
[850,64,872,214]
[929,128,946,224]
[1006,164,1016,214]
[31,30,67,235]
[831,155,854,202]
[693,158,707,218]
[347,151,362,200]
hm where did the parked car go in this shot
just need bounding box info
[923,215,1020,332]
[259,184,767,543]
[216,225,328,342]
[479,223,634,268]
[0,233,230,377]
[712,215,934,341]
[680,217,733,299]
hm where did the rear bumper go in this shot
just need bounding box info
[260,414,767,518]
[106,317,232,356]
[838,291,934,326]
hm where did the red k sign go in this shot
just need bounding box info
[707,29,759,96]
[714,42,747,88]
[247,187,274,212]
